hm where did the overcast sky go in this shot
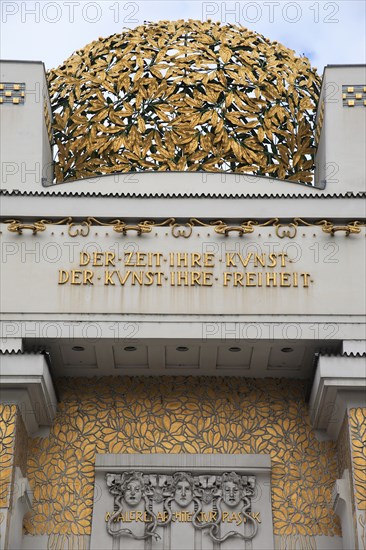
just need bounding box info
[1,1,365,73]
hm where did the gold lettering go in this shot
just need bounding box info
[177,253,188,267]
[301,272,311,287]
[204,253,215,268]
[58,270,69,285]
[157,511,168,522]
[93,252,103,266]
[234,272,244,287]
[132,272,144,286]
[155,272,163,286]
[191,271,202,285]
[61,251,312,293]
[124,252,134,266]
[226,253,236,267]
[79,252,90,266]
[174,512,182,522]
[268,253,277,268]
[254,254,265,267]
[153,253,163,267]
[105,270,116,285]
[136,511,143,522]
[246,272,256,286]
[125,512,132,522]
[171,511,192,522]
[177,271,189,286]
[266,272,277,287]
[223,272,232,286]
[280,272,291,287]
[222,512,229,521]
[83,270,94,285]
[237,252,252,268]
[191,253,201,267]
[144,271,154,286]
[279,252,288,267]
[136,252,146,267]
[232,513,239,524]
[71,270,82,285]
[202,272,213,286]
[105,252,115,266]
[250,511,261,523]
[116,271,131,285]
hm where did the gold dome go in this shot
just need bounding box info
[49,19,321,183]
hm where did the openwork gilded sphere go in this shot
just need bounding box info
[49,19,321,183]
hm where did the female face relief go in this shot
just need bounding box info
[174,480,193,507]
[222,480,241,507]
[124,479,142,506]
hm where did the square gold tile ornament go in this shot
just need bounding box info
[0,82,26,104]
[342,85,366,107]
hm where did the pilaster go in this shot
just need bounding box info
[0,350,57,549]
[310,349,366,549]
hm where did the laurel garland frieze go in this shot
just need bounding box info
[4,217,365,238]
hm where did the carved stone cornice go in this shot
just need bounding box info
[309,354,366,439]
[0,353,57,434]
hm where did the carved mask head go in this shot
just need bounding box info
[222,479,242,508]
[172,473,194,507]
[124,477,143,507]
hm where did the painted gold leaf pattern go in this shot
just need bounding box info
[349,408,366,510]
[24,377,340,537]
[48,20,320,184]
[0,404,17,508]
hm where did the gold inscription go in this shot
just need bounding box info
[104,510,261,524]
[58,251,314,289]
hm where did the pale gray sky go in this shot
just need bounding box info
[1,1,365,73]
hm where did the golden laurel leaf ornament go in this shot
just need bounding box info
[48,20,321,183]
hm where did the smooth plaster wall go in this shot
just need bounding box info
[1,225,365,316]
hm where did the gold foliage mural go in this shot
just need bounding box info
[24,377,340,538]
[349,408,366,510]
[0,404,17,508]
[48,19,320,183]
